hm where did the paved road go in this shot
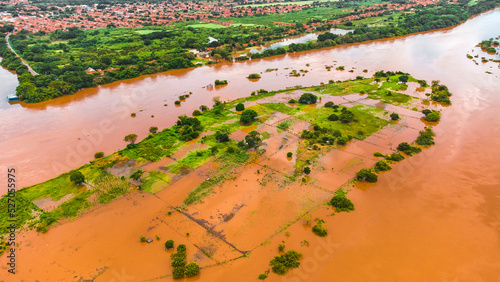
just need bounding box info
[5,32,39,76]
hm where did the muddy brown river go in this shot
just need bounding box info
[1,8,500,281]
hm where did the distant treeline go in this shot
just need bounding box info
[237,1,500,60]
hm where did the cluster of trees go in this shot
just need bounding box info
[430,81,452,105]
[240,109,258,124]
[329,190,354,212]
[416,127,436,146]
[269,250,302,275]
[423,109,441,122]
[300,125,350,147]
[397,142,422,156]
[170,244,200,279]
[176,115,203,141]
[312,218,328,237]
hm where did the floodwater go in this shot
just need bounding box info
[1,8,500,281]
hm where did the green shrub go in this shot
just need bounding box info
[390,113,400,120]
[329,191,355,212]
[424,111,440,122]
[324,101,334,108]
[130,169,144,180]
[298,93,317,104]
[336,136,348,145]
[140,236,147,242]
[258,273,268,280]
[248,73,261,79]
[397,142,422,155]
[235,103,245,111]
[173,267,184,279]
[386,152,405,161]
[215,129,230,142]
[312,219,328,237]
[328,114,339,121]
[303,166,311,175]
[94,152,104,159]
[70,171,85,185]
[165,240,174,249]
[288,99,297,103]
[374,160,392,172]
[171,256,186,268]
[339,109,355,123]
[192,110,201,116]
[185,262,200,277]
[287,152,293,158]
[278,244,285,252]
[374,152,384,157]
[356,168,378,183]
[174,100,181,105]
[269,250,302,275]
[177,244,186,253]
[240,109,258,124]
[416,127,435,146]
[214,79,228,85]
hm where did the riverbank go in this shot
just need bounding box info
[3,1,499,103]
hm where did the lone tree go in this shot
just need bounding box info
[215,129,230,143]
[165,240,174,250]
[124,134,138,144]
[70,171,85,185]
[149,126,158,134]
[245,130,261,149]
[235,103,245,111]
[356,168,378,183]
[185,262,200,277]
[390,113,400,120]
[240,109,258,124]
[298,93,318,104]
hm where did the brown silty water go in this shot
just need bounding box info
[1,8,500,281]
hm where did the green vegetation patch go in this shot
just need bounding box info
[167,149,212,174]
[329,189,355,212]
[298,105,389,140]
[140,170,172,193]
[119,129,181,161]
[269,250,302,275]
[368,89,412,105]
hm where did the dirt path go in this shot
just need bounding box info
[5,32,39,76]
